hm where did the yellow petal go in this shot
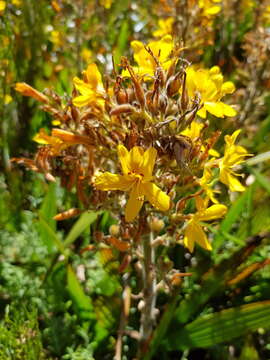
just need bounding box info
[221,81,235,95]
[183,222,195,252]
[192,223,212,251]
[225,129,241,146]
[205,5,221,15]
[83,63,103,90]
[149,35,173,63]
[204,101,225,118]
[125,183,144,222]
[118,144,131,175]
[220,102,237,117]
[4,94,12,104]
[143,182,170,212]
[181,121,204,139]
[209,66,221,75]
[129,146,144,172]
[0,1,6,12]
[141,147,157,179]
[208,148,220,157]
[197,106,207,119]
[184,221,212,252]
[197,204,227,221]
[131,40,144,53]
[73,77,93,95]
[72,95,93,107]
[220,169,246,192]
[94,173,133,191]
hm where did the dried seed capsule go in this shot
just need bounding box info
[167,76,181,97]
[110,104,136,116]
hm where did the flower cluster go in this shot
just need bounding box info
[14,35,250,253]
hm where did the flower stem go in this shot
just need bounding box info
[138,231,157,357]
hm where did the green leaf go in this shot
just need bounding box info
[63,211,99,247]
[213,190,250,250]
[39,182,57,230]
[169,301,270,350]
[114,19,129,66]
[173,238,262,325]
[245,151,270,166]
[67,265,95,323]
[38,217,66,255]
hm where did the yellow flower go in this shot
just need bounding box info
[99,0,113,9]
[4,94,12,105]
[185,66,236,118]
[73,63,105,108]
[12,0,21,6]
[153,18,174,38]
[219,130,250,192]
[262,5,270,25]
[198,0,221,16]
[181,121,204,139]
[180,121,219,157]
[50,30,63,47]
[184,196,227,252]
[94,145,170,222]
[199,166,219,204]
[33,128,93,155]
[0,1,6,13]
[33,129,67,155]
[124,35,173,78]
[81,48,92,62]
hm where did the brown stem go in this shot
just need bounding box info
[138,231,157,357]
[114,273,130,360]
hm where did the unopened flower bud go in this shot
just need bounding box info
[138,300,145,311]
[15,82,49,103]
[109,224,120,237]
[149,217,165,232]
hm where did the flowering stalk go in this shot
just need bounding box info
[13,33,252,357]
[138,230,157,355]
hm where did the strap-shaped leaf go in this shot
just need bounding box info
[67,265,96,322]
[169,300,270,350]
[64,211,100,246]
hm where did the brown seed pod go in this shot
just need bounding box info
[110,104,136,116]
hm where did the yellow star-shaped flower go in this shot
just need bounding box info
[94,145,171,222]
[219,130,251,192]
[185,66,236,119]
[184,196,227,252]
[73,63,105,108]
[123,35,173,78]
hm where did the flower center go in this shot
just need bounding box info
[128,170,144,182]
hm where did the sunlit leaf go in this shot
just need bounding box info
[63,211,100,247]
[169,301,270,350]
